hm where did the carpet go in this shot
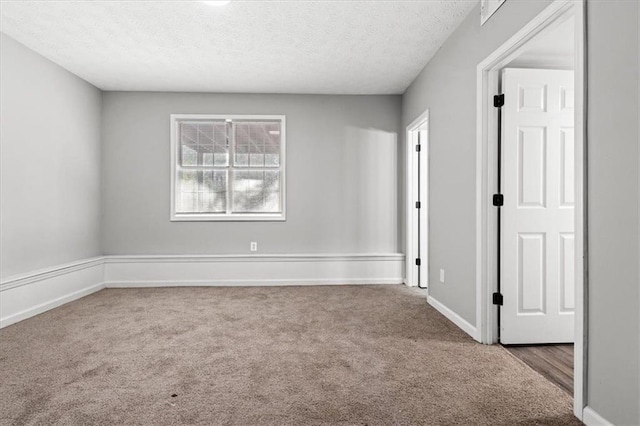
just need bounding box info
[0,285,581,425]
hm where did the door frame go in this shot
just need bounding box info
[405,109,429,288]
[475,0,586,419]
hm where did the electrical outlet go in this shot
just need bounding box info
[440,269,445,284]
[250,242,257,252]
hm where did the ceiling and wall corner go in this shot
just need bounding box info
[0,0,476,95]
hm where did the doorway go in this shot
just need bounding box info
[476,0,586,420]
[405,110,429,289]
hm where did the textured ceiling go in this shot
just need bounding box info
[0,0,477,94]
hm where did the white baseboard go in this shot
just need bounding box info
[582,406,614,426]
[106,279,402,288]
[427,294,481,342]
[0,258,105,328]
[1,253,405,327]
[103,254,404,288]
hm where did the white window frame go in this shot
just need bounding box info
[170,114,286,222]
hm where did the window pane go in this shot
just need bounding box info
[264,170,281,212]
[264,192,280,212]
[204,171,227,212]
[200,191,215,211]
[264,170,279,191]
[180,192,196,213]
[249,153,264,167]
[214,141,229,166]
[182,145,198,166]
[264,128,280,167]
[180,170,198,192]
[197,123,214,144]
[198,144,214,166]
[213,125,229,166]
[234,138,249,167]
[234,153,248,167]
[232,170,280,213]
[181,123,198,144]
[182,144,219,167]
[265,154,279,167]
[233,121,281,168]
[204,170,227,193]
[198,191,226,213]
[180,121,228,167]
[177,170,227,213]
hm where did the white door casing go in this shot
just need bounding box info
[405,110,429,289]
[501,68,575,344]
[418,129,428,288]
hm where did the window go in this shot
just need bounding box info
[170,114,286,221]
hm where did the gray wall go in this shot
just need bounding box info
[0,34,102,279]
[101,93,402,255]
[402,0,555,325]
[586,2,639,424]
[402,0,640,423]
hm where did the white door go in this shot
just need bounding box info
[501,68,575,344]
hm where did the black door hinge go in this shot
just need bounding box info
[416,144,421,152]
[415,258,421,266]
[493,194,503,207]
[416,201,421,209]
[493,292,503,306]
[494,94,505,108]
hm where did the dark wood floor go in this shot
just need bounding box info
[503,344,574,395]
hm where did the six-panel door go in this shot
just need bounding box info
[501,68,575,344]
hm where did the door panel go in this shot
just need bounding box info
[518,127,547,207]
[501,68,575,344]
[560,128,575,206]
[559,232,575,312]
[517,233,546,314]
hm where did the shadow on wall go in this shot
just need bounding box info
[340,127,398,254]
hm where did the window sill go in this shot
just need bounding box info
[170,213,286,222]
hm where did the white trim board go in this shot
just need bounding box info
[103,253,404,288]
[582,407,614,426]
[0,259,105,328]
[103,253,401,263]
[0,256,104,291]
[405,108,429,288]
[427,295,481,341]
[0,253,405,328]
[105,279,402,288]
[475,0,586,420]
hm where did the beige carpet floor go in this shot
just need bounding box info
[0,285,581,425]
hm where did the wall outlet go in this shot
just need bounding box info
[250,242,258,252]
[440,269,445,284]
